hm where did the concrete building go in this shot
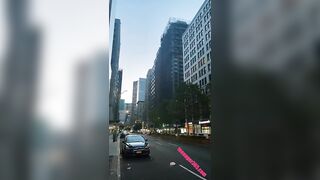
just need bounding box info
[109,18,122,122]
[125,103,132,113]
[119,99,125,111]
[137,78,146,102]
[137,101,145,122]
[149,66,156,113]
[118,99,125,123]
[144,68,154,123]
[183,0,212,91]
[131,78,146,123]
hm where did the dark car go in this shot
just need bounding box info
[121,135,150,157]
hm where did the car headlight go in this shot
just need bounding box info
[145,143,150,149]
[125,145,131,149]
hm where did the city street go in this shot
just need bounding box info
[120,134,211,180]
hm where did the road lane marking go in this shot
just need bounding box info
[168,143,178,147]
[155,142,162,146]
[178,164,207,180]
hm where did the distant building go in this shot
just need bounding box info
[131,78,146,123]
[131,81,138,123]
[183,0,212,92]
[124,103,132,124]
[118,99,126,123]
[137,101,145,122]
[137,78,146,102]
[119,99,125,111]
[125,103,132,113]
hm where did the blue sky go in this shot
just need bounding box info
[114,0,205,103]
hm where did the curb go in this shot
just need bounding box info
[109,136,121,180]
[150,134,211,144]
[117,136,120,180]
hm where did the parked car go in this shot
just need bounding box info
[121,135,150,157]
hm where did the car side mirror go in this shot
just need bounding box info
[122,141,125,144]
[145,139,148,141]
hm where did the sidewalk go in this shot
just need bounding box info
[109,134,120,180]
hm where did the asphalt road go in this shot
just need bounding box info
[120,134,211,180]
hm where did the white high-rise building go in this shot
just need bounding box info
[183,0,212,89]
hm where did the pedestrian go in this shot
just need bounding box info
[113,128,117,142]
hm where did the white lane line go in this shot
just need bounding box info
[168,143,178,147]
[155,142,162,146]
[178,164,207,180]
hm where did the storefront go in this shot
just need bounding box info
[179,122,194,135]
[178,121,211,136]
[199,120,211,135]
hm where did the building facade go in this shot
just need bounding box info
[131,81,138,123]
[154,19,188,106]
[136,101,145,122]
[131,78,146,123]
[137,78,146,102]
[183,0,212,91]
[144,68,153,123]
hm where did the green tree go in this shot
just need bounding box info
[170,83,211,134]
[132,122,142,131]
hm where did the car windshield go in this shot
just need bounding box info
[126,136,145,143]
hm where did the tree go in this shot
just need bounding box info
[170,83,211,134]
[132,122,142,131]
[149,83,211,131]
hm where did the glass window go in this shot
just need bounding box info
[126,135,145,143]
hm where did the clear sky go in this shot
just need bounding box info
[114,0,205,103]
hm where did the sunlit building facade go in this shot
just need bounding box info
[183,0,212,91]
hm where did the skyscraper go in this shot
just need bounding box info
[131,81,138,123]
[137,78,146,102]
[144,68,154,123]
[152,19,188,120]
[136,78,146,122]
[131,78,146,123]
[109,18,122,122]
